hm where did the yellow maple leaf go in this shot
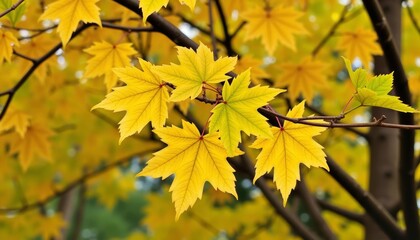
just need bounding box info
[17,35,56,82]
[0,30,19,63]
[209,69,284,156]
[154,42,237,101]
[234,56,270,84]
[250,101,329,205]
[241,5,308,54]
[39,0,102,47]
[88,169,134,209]
[92,59,169,143]
[138,120,237,219]
[84,41,138,90]
[409,74,420,98]
[10,122,54,170]
[37,214,67,240]
[140,0,168,23]
[0,108,30,137]
[276,57,328,102]
[140,0,196,23]
[337,28,383,67]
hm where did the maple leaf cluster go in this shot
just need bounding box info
[0,1,419,236]
[93,42,330,218]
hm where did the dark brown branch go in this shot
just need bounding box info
[362,1,419,239]
[296,177,337,240]
[207,0,218,59]
[0,150,156,214]
[214,0,235,56]
[260,108,420,130]
[176,13,225,46]
[312,3,351,56]
[316,198,364,223]
[230,21,246,40]
[69,184,86,240]
[404,1,420,36]
[236,215,274,239]
[13,50,36,62]
[18,25,58,40]
[188,211,221,235]
[237,154,321,240]
[304,103,369,140]
[112,1,411,239]
[0,24,92,120]
[101,21,155,32]
[0,0,25,19]
[326,155,405,239]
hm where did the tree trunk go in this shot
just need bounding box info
[365,1,401,239]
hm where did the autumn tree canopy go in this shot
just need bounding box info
[0,0,420,239]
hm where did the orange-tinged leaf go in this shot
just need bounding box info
[10,122,54,171]
[242,5,308,54]
[0,108,30,137]
[251,101,329,205]
[39,0,102,47]
[84,41,138,90]
[276,57,328,102]
[209,69,284,156]
[138,121,237,219]
[337,29,383,67]
[0,30,19,63]
[154,42,237,101]
[92,59,169,143]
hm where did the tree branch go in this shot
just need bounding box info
[316,198,364,223]
[404,0,420,36]
[111,2,412,239]
[0,23,92,120]
[214,0,235,56]
[0,0,25,19]
[0,150,156,214]
[326,155,405,239]
[312,3,351,56]
[237,154,321,240]
[296,177,337,240]
[362,1,419,239]
[101,21,156,32]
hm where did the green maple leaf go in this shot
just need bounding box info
[209,69,285,156]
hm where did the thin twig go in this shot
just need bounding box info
[404,1,420,36]
[214,0,235,56]
[0,151,157,214]
[296,177,337,240]
[188,211,221,235]
[0,24,92,121]
[326,155,405,239]
[316,198,364,223]
[0,0,25,19]
[362,0,419,239]
[237,154,321,240]
[13,50,36,62]
[230,21,246,40]
[102,21,155,32]
[207,0,218,59]
[312,4,351,56]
